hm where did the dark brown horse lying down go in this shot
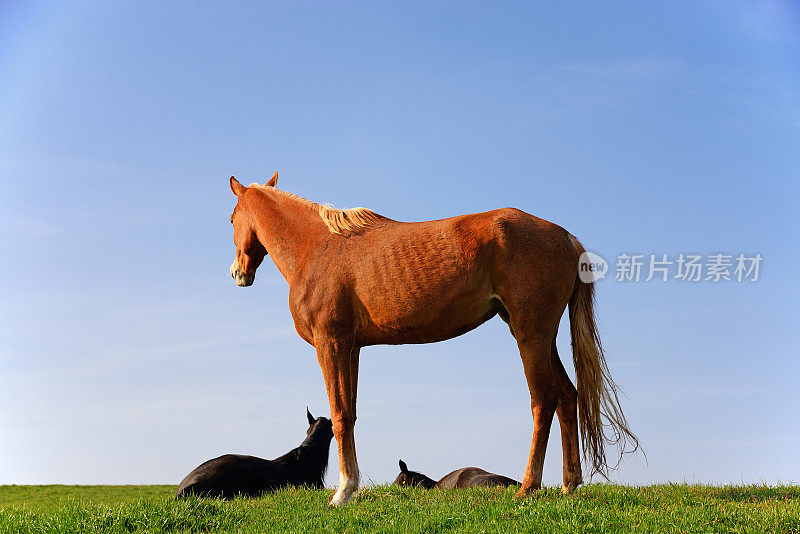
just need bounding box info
[394,459,519,489]
[176,410,333,499]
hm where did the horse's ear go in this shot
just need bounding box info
[399,459,408,473]
[306,407,315,425]
[230,176,246,197]
[266,171,278,188]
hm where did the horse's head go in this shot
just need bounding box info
[229,173,277,286]
[393,459,437,489]
[305,407,334,439]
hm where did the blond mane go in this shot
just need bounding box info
[248,183,382,236]
[318,204,382,236]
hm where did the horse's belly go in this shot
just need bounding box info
[356,277,498,345]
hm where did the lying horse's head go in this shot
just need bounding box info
[393,459,437,489]
[229,173,277,286]
[305,407,333,439]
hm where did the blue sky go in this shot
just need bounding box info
[1,1,798,487]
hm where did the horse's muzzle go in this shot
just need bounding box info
[230,262,254,287]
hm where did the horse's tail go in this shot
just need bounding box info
[566,233,639,479]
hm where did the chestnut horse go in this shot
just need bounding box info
[228,172,637,505]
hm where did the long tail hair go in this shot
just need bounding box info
[567,234,640,479]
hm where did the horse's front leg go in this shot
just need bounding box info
[315,336,360,506]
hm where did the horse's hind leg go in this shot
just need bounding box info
[551,338,583,493]
[514,329,559,497]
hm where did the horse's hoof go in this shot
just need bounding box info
[513,485,540,499]
[329,491,349,506]
[329,480,358,506]
[561,475,583,495]
[561,483,578,495]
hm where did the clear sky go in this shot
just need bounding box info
[1,1,798,487]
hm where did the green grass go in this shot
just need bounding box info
[0,484,798,533]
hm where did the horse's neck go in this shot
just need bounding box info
[277,430,330,469]
[408,471,436,488]
[298,429,331,459]
[421,475,437,489]
[249,190,327,285]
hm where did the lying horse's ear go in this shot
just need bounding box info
[230,176,246,197]
[399,459,408,473]
[306,407,315,425]
[266,171,278,188]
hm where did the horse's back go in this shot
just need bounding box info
[435,467,520,489]
[176,454,280,499]
[329,209,572,345]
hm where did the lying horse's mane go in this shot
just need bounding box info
[275,419,332,486]
[249,183,383,236]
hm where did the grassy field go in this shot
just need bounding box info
[0,483,798,533]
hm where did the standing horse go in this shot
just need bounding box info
[228,172,637,505]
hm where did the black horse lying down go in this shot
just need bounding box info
[176,409,333,499]
[394,459,519,489]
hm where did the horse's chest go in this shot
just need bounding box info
[287,290,316,345]
[288,279,353,345]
